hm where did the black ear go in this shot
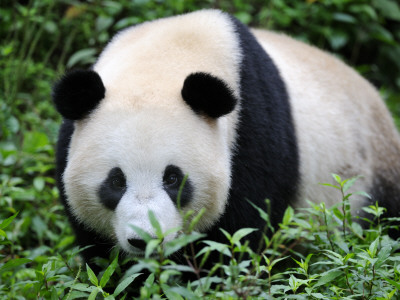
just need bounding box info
[181,72,238,118]
[52,69,105,120]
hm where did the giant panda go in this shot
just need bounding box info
[53,10,400,268]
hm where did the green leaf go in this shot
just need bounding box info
[100,254,118,288]
[333,207,344,220]
[96,16,113,32]
[88,287,100,300]
[22,131,49,153]
[375,246,392,268]
[148,210,162,238]
[362,206,378,216]
[332,173,342,184]
[384,277,400,289]
[163,286,202,300]
[350,4,378,20]
[6,116,19,134]
[234,11,252,24]
[44,20,57,34]
[176,175,188,209]
[56,235,75,249]
[163,286,185,300]
[50,286,58,300]
[145,273,155,285]
[335,240,349,254]
[371,25,395,44]
[198,240,231,257]
[282,206,294,225]
[67,48,97,68]
[305,253,313,266]
[368,237,379,258]
[248,201,270,224]
[65,282,95,292]
[309,293,326,299]
[314,269,343,287]
[219,228,232,241]
[86,264,98,286]
[288,274,308,292]
[342,176,360,193]
[129,224,152,242]
[269,256,290,269]
[145,239,159,258]
[0,258,31,274]
[0,212,18,230]
[351,222,363,238]
[164,232,205,257]
[187,208,206,232]
[35,269,44,281]
[32,216,47,239]
[3,153,17,166]
[231,228,258,246]
[333,13,357,23]
[323,250,344,265]
[319,183,340,190]
[33,177,45,192]
[354,190,371,199]
[373,0,400,21]
[113,274,142,297]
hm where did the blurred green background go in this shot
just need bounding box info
[0,0,399,297]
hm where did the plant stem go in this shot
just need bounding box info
[341,187,346,240]
[345,268,354,295]
[323,209,335,251]
[369,265,375,296]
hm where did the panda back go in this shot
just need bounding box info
[252,29,400,213]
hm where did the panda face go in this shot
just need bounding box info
[98,165,192,211]
[55,10,243,255]
[63,106,233,254]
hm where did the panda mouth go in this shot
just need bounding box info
[129,250,146,258]
[120,244,146,258]
[123,230,184,258]
[121,237,159,258]
[128,238,147,251]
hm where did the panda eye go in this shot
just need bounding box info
[163,173,178,186]
[163,165,184,189]
[111,175,126,190]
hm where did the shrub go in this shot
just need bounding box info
[1,1,399,298]
[1,175,399,298]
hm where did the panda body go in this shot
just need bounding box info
[252,29,400,211]
[53,10,400,263]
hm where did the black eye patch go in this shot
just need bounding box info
[98,167,127,210]
[163,165,193,208]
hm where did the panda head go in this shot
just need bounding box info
[52,10,242,255]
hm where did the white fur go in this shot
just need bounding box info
[114,188,182,254]
[63,10,400,255]
[252,29,400,213]
[63,10,242,253]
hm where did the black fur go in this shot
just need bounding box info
[52,69,105,120]
[163,165,193,208]
[368,175,400,239]
[98,167,127,210]
[128,238,147,251]
[54,14,299,270]
[181,72,238,118]
[196,16,299,260]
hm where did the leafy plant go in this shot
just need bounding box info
[1,0,399,298]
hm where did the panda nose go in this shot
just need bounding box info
[128,238,147,251]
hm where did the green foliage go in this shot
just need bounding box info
[1,0,399,298]
[2,174,400,298]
